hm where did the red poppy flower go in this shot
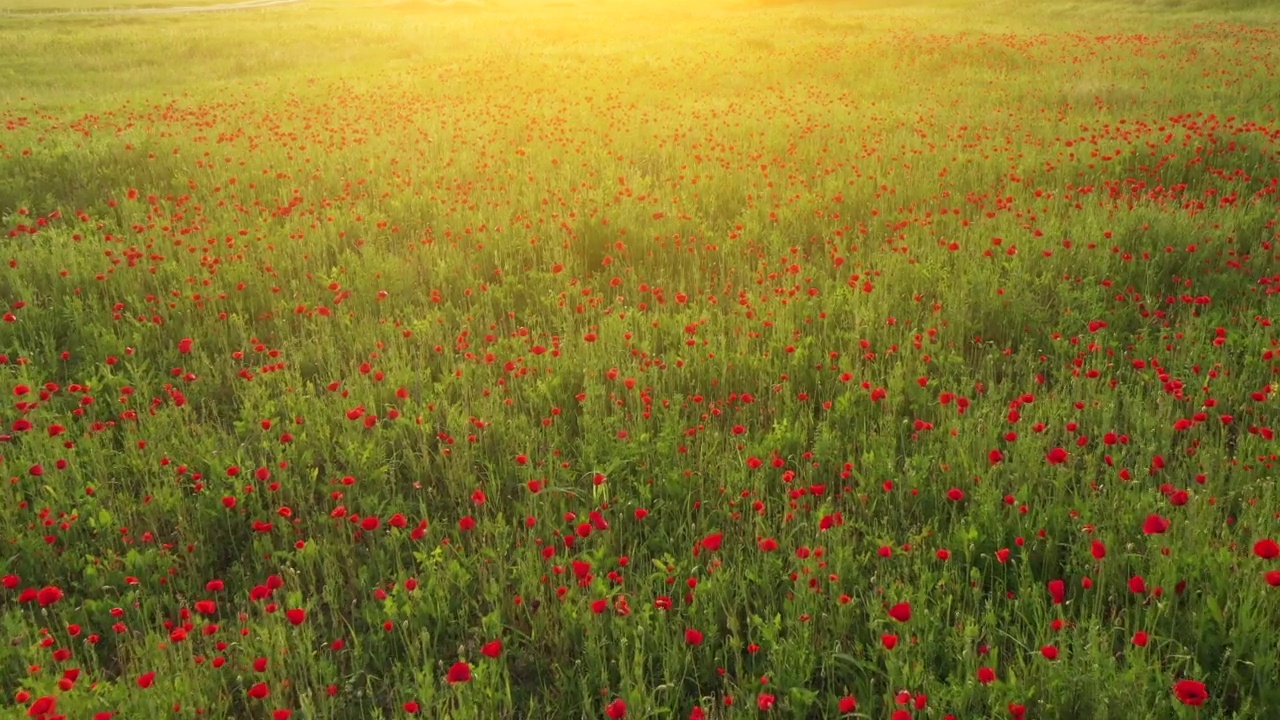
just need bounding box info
[838,696,857,713]
[1173,679,1208,706]
[1142,514,1170,535]
[446,661,472,683]
[1091,540,1106,559]
[606,699,627,719]
[1047,579,1065,604]
[888,602,912,622]
[36,586,63,607]
[481,639,502,658]
[685,628,704,645]
[977,667,996,684]
[1254,539,1280,559]
[27,696,56,717]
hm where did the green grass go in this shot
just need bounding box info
[0,0,1279,718]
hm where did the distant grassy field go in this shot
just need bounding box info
[1,0,1279,719]
[0,0,241,11]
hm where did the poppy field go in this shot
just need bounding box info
[1,0,1279,717]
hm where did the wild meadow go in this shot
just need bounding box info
[1,0,1278,717]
